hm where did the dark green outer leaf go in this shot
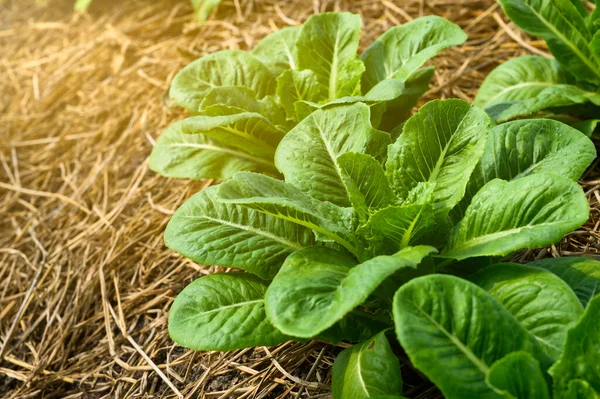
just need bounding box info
[486,352,551,399]
[486,84,600,123]
[265,245,436,337]
[549,295,600,396]
[149,120,278,181]
[443,173,589,260]
[169,50,276,113]
[471,263,583,359]
[394,274,551,399]
[169,273,290,351]
[475,56,575,112]
[497,0,600,84]
[455,118,596,219]
[164,186,315,279]
[332,331,403,399]
[528,257,600,307]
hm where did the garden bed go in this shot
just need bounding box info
[1,0,599,398]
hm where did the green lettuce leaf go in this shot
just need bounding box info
[164,186,315,279]
[550,295,600,396]
[471,263,584,359]
[276,69,321,121]
[486,352,551,399]
[455,118,596,219]
[217,172,359,256]
[265,245,435,337]
[565,380,599,399]
[275,103,391,207]
[180,111,285,159]
[475,56,576,114]
[169,273,290,351]
[337,152,398,222]
[251,26,301,75]
[443,173,589,260]
[296,12,364,101]
[332,331,403,399]
[394,274,551,399]
[528,257,600,307]
[359,203,436,255]
[497,0,600,84]
[386,99,490,210]
[149,120,278,181]
[361,16,466,90]
[169,50,276,112]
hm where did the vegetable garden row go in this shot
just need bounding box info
[146,0,600,398]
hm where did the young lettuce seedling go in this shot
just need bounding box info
[149,12,467,181]
[164,98,598,397]
[476,0,600,136]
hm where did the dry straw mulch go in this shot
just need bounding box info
[1,0,599,398]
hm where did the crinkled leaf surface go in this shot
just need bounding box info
[251,26,300,75]
[169,273,290,351]
[361,16,466,90]
[199,86,288,128]
[475,56,575,113]
[529,257,600,307]
[455,118,596,218]
[332,331,403,399]
[277,69,321,121]
[486,352,550,399]
[393,274,551,399]
[294,78,405,126]
[550,295,600,396]
[169,50,276,112]
[486,84,600,123]
[337,152,398,222]
[497,0,600,84]
[471,263,583,359]
[386,99,490,209]
[443,173,589,260]
[217,172,359,256]
[164,186,315,279]
[275,103,391,207]
[296,12,364,100]
[181,111,284,159]
[265,246,435,337]
[359,203,436,255]
[149,120,278,181]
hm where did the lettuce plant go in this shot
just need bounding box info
[475,0,600,135]
[391,258,600,399]
[164,98,597,396]
[149,12,466,181]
